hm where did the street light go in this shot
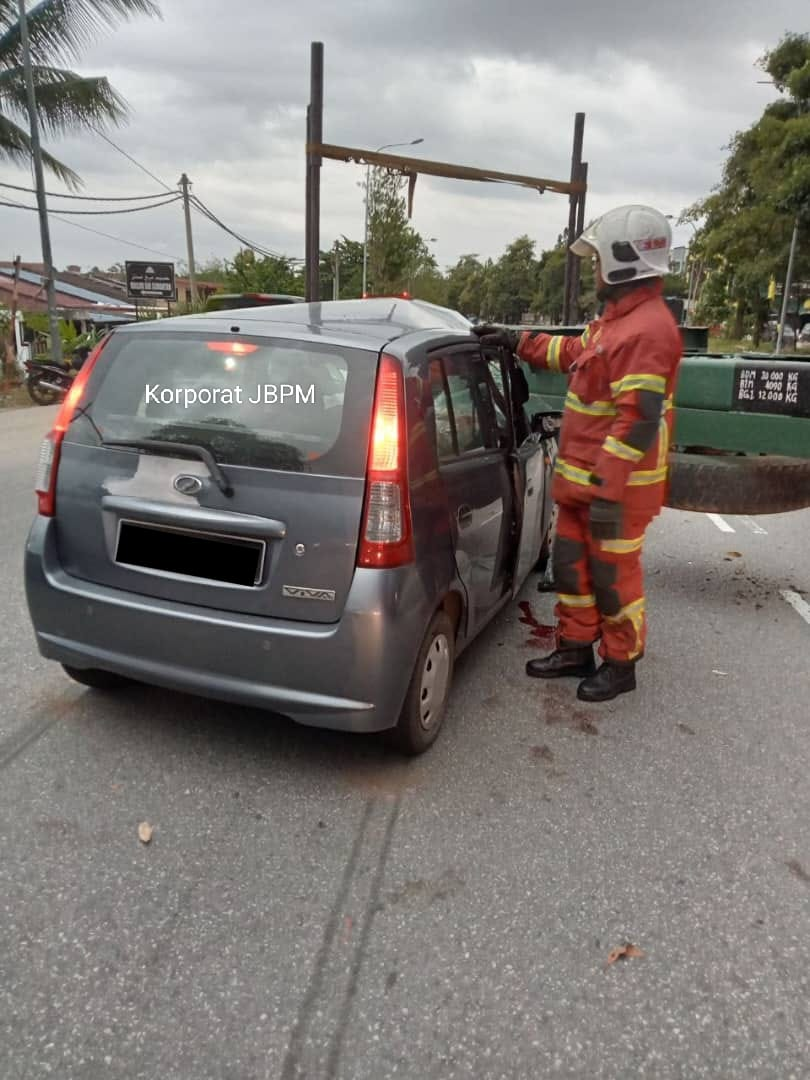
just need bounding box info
[666,215,701,321]
[362,138,424,297]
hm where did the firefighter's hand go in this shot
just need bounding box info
[589,497,623,541]
[471,324,519,352]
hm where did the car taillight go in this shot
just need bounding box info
[35,337,108,517]
[357,354,414,568]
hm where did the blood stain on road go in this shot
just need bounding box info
[518,601,556,647]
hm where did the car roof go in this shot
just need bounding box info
[116,298,474,351]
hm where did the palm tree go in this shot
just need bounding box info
[0,0,160,188]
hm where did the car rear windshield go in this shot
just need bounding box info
[77,331,378,476]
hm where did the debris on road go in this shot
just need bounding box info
[712,670,729,676]
[605,942,645,968]
[529,744,555,762]
[724,551,743,560]
[137,822,154,844]
[787,860,810,885]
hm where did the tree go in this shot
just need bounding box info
[445,254,491,316]
[223,249,304,295]
[686,33,810,343]
[318,237,365,300]
[484,235,539,323]
[532,235,596,325]
[366,168,436,296]
[0,0,161,187]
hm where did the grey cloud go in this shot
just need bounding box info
[1,0,805,271]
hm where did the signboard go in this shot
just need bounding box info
[733,360,810,418]
[125,261,176,301]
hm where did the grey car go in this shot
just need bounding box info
[25,299,555,753]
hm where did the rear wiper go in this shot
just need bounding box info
[101,438,234,497]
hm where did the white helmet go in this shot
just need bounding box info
[570,204,671,285]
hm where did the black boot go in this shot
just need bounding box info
[577,661,636,702]
[526,645,596,679]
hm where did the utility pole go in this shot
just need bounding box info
[562,113,585,325]
[179,173,198,305]
[17,0,62,366]
[332,242,340,300]
[362,163,371,297]
[305,42,324,302]
[776,217,799,355]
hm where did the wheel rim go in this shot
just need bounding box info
[419,633,450,731]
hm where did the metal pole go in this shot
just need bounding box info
[306,42,324,302]
[572,160,588,319]
[305,104,312,297]
[179,173,198,305]
[17,0,62,366]
[776,217,799,355]
[362,162,370,297]
[562,112,585,325]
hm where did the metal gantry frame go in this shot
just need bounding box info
[304,42,587,319]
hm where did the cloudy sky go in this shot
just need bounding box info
[1,0,806,276]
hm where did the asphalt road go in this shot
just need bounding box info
[2,405,809,1080]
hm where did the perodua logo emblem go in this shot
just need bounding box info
[173,474,203,496]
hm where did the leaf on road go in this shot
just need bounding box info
[606,942,645,967]
[724,551,743,560]
[138,822,154,844]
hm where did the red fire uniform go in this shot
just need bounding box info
[517,280,682,662]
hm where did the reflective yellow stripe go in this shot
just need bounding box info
[604,597,645,623]
[599,535,645,554]
[603,435,645,463]
[657,407,671,469]
[610,373,667,397]
[554,457,593,487]
[604,598,646,660]
[564,391,617,417]
[557,593,597,609]
[579,325,591,348]
[627,465,668,486]
[547,335,564,372]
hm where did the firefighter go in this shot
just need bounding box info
[474,205,682,702]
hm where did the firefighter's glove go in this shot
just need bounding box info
[589,497,623,541]
[471,324,519,352]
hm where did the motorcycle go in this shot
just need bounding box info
[24,346,91,406]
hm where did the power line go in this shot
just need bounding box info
[88,125,175,194]
[190,195,287,259]
[0,179,180,202]
[191,194,305,263]
[1,194,184,260]
[1,194,182,215]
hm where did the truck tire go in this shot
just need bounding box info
[666,452,810,515]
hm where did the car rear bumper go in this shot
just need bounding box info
[24,516,432,733]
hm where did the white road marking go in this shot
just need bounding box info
[781,590,810,627]
[707,513,735,533]
[740,516,768,536]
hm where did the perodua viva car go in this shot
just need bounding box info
[25,299,555,753]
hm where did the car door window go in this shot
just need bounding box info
[430,353,502,458]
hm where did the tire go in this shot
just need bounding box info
[62,665,131,690]
[666,452,810,515]
[27,376,61,406]
[388,611,455,756]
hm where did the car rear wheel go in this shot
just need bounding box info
[62,665,132,690]
[388,610,455,756]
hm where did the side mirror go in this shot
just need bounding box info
[530,411,562,437]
